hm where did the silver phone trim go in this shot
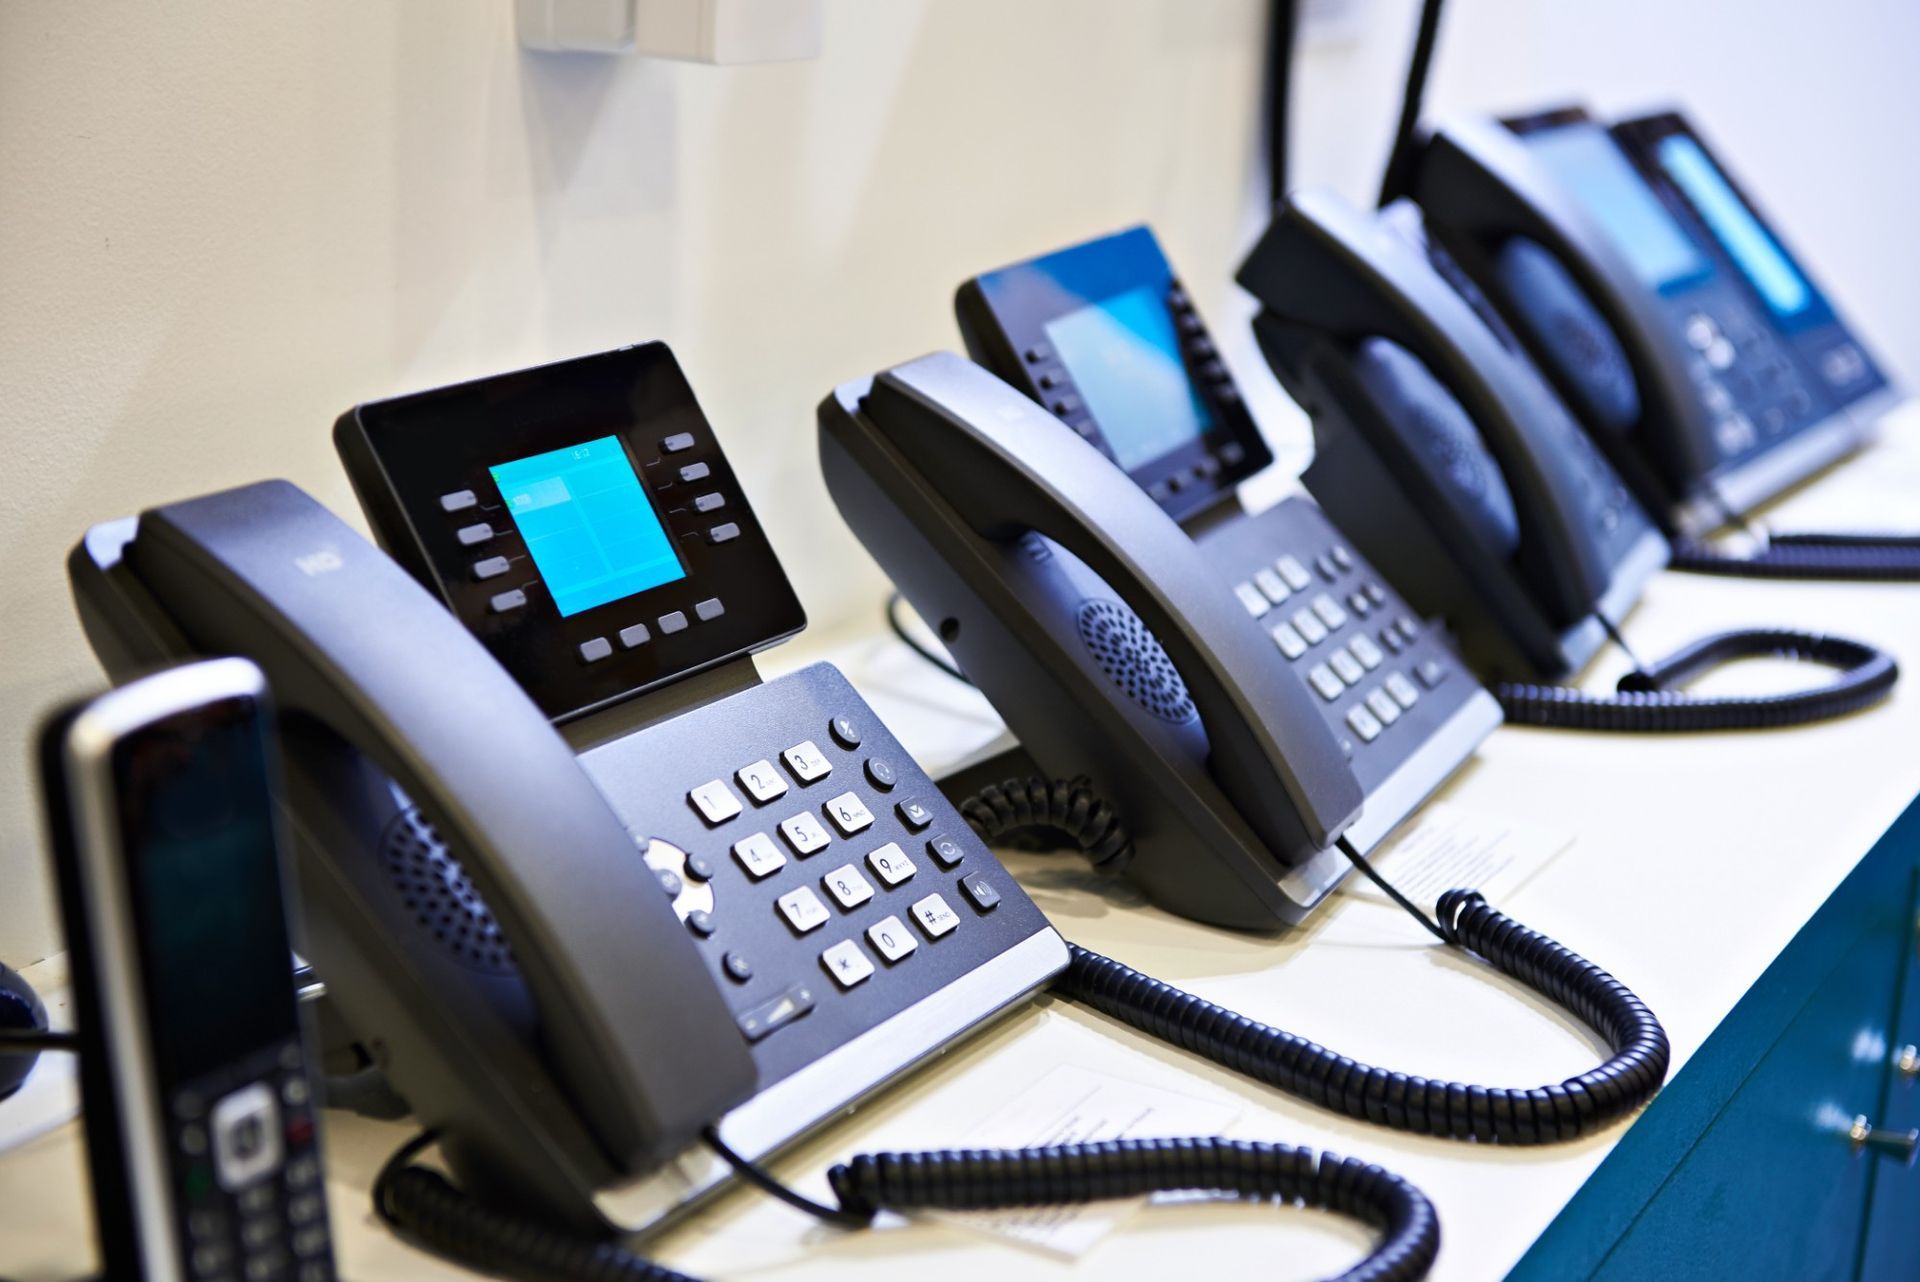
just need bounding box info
[61,657,272,1282]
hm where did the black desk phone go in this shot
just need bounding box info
[68,342,1067,1234]
[820,226,1503,929]
[1412,108,1900,538]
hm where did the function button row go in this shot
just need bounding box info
[620,623,651,649]
[473,556,511,581]
[491,589,527,615]
[440,489,477,513]
[662,432,697,453]
[456,522,494,547]
[577,599,728,664]
[693,492,727,514]
[679,461,711,483]
[709,522,741,545]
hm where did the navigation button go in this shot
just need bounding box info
[439,490,477,513]
[578,637,612,663]
[456,523,494,547]
[708,523,741,544]
[896,798,935,831]
[662,432,696,453]
[472,556,511,581]
[679,462,712,483]
[489,589,527,614]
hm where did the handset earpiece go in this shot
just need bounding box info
[1492,235,1642,435]
[1347,336,1521,563]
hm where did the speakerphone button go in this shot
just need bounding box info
[473,556,511,581]
[709,523,741,544]
[578,637,612,663]
[960,872,1001,912]
[662,432,696,453]
[489,589,527,614]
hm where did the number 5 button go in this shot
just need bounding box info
[866,916,917,963]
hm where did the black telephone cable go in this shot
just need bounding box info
[1491,626,1897,732]
[962,777,1670,1145]
[1671,532,1920,581]
[374,1129,1440,1282]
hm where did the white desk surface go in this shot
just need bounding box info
[6,405,1920,1282]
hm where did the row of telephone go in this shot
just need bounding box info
[44,98,1896,1282]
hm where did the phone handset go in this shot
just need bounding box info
[863,354,1363,857]
[1241,190,1634,628]
[124,480,754,1172]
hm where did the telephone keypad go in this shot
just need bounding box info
[732,832,787,879]
[783,741,833,783]
[823,863,875,910]
[778,812,832,856]
[821,940,875,989]
[865,842,916,886]
[737,760,789,804]
[825,792,876,836]
[1385,672,1420,708]
[690,780,743,825]
[866,916,918,963]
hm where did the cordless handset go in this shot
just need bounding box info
[39,659,335,1282]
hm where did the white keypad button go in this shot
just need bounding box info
[732,832,787,879]
[1329,649,1364,686]
[1307,664,1344,702]
[866,915,919,963]
[778,811,832,856]
[776,886,830,934]
[689,780,742,825]
[1312,593,1349,630]
[1385,671,1420,708]
[1349,634,1386,670]
[1276,555,1314,591]
[825,791,876,837]
[822,863,875,910]
[1366,688,1402,725]
[865,841,917,886]
[1234,581,1271,618]
[736,759,788,804]
[1269,621,1308,660]
[821,939,874,989]
[1346,705,1383,742]
[782,740,833,783]
[1292,609,1328,646]
[1253,567,1291,604]
[909,893,960,939]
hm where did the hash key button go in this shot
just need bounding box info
[896,798,935,831]
[910,893,960,939]
[825,791,875,836]
[865,841,916,886]
[821,940,874,989]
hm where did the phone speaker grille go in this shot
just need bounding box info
[1076,599,1197,723]
[379,808,517,975]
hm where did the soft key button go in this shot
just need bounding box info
[662,432,696,453]
[439,490,477,513]
[619,623,652,649]
[489,590,527,614]
[578,638,612,664]
[708,523,742,545]
[775,887,830,935]
[866,916,918,963]
[689,779,742,825]
[695,598,725,622]
[825,792,875,837]
[472,556,511,581]
[456,523,494,547]
[732,832,787,879]
[693,493,727,513]
[782,740,833,783]
[909,893,960,939]
[821,940,874,989]
[736,760,788,804]
[678,462,711,483]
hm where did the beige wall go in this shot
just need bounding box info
[1,0,1913,962]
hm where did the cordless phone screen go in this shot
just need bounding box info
[1044,285,1218,471]
[1524,124,1709,293]
[490,436,687,617]
[1655,133,1814,322]
[115,696,298,1085]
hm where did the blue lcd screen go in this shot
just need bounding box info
[1043,285,1216,471]
[1525,124,1710,293]
[1656,134,1814,321]
[489,436,685,617]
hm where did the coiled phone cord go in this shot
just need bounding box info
[1670,533,1920,581]
[1491,626,1897,732]
[961,777,1670,1144]
[374,1129,1440,1282]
